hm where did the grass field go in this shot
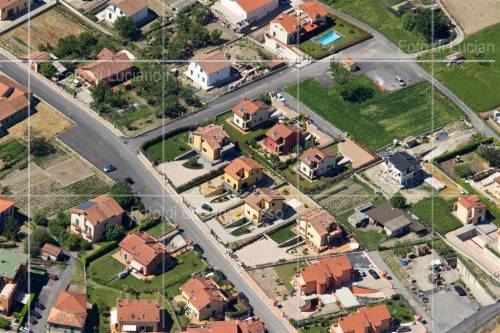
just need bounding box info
[113,106,154,131]
[0,140,26,160]
[267,224,296,244]
[273,262,307,292]
[386,298,414,323]
[146,220,173,237]
[319,0,429,53]
[411,196,462,235]
[420,24,500,113]
[285,79,462,149]
[88,249,206,297]
[299,15,370,59]
[145,132,191,165]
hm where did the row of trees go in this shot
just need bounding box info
[402,9,451,42]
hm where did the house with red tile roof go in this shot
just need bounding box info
[299,147,338,179]
[116,231,173,277]
[186,51,232,90]
[77,48,135,86]
[232,99,273,131]
[70,195,124,242]
[297,208,343,251]
[213,0,279,31]
[223,156,264,192]
[264,123,303,155]
[292,256,352,295]
[0,197,15,233]
[110,299,162,333]
[47,291,88,333]
[182,319,265,333]
[0,75,32,133]
[104,0,149,25]
[333,304,392,333]
[270,2,328,45]
[0,0,33,20]
[244,187,284,225]
[41,243,63,262]
[189,124,234,162]
[454,195,487,225]
[180,276,228,321]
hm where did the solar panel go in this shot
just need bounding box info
[75,201,96,210]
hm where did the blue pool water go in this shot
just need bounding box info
[316,31,342,46]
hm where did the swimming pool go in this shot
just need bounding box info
[315,31,342,46]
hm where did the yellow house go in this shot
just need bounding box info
[244,187,284,225]
[0,0,33,20]
[297,208,343,251]
[223,156,264,192]
[454,195,487,225]
[189,124,233,161]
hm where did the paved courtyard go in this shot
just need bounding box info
[235,237,296,267]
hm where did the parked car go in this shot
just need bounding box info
[454,285,467,296]
[30,318,38,325]
[103,164,116,173]
[34,302,45,310]
[49,273,58,281]
[123,177,134,185]
[397,326,411,332]
[368,269,380,279]
[276,93,285,102]
[395,74,406,87]
[19,326,32,333]
[192,244,204,255]
[201,204,213,212]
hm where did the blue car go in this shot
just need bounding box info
[201,204,213,212]
[103,164,116,173]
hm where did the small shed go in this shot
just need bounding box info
[446,52,465,66]
[41,243,63,261]
[348,211,369,228]
[413,243,430,256]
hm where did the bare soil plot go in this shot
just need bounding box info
[0,102,72,145]
[248,266,291,301]
[315,178,373,215]
[1,142,112,216]
[440,0,500,35]
[0,6,91,57]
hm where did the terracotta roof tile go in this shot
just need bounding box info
[235,0,277,14]
[337,304,391,333]
[109,0,148,17]
[265,123,302,141]
[299,147,337,166]
[300,256,352,286]
[180,277,227,311]
[193,124,230,151]
[193,51,231,75]
[299,208,338,237]
[0,197,15,214]
[47,291,87,328]
[0,75,29,123]
[224,157,264,181]
[70,195,124,226]
[116,299,160,323]
[244,187,284,212]
[458,195,486,209]
[41,243,62,257]
[232,99,271,118]
[78,49,134,84]
[119,231,170,266]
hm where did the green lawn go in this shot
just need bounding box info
[113,106,153,130]
[145,220,173,237]
[337,211,386,251]
[273,262,307,292]
[386,298,414,323]
[145,132,191,164]
[88,250,207,297]
[267,224,296,244]
[299,15,371,59]
[319,0,429,53]
[0,140,26,160]
[285,79,462,149]
[420,24,500,113]
[231,225,252,236]
[411,196,462,235]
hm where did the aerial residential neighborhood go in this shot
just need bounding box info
[0,0,499,333]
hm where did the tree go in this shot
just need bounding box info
[29,228,53,255]
[209,29,222,44]
[454,164,473,178]
[109,182,142,211]
[394,242,411,258]
[31,137,56,157]
[104,223,125,241]
[402,9,451,42]
[48,212,70,240]
[338,79,374,103]
[3,219,20,241]
[39,63,57,79]
[390,192,407,209]
[64,234,81,251]
[114,17,137,39]
[33,212,48,226]
[477,145,500,168]
[330,61,352,85]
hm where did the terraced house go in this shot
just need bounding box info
[70,195,124,242]
[232,98,273,131]
[0,0,33,20]
[244,187,284,225]
[189,124,234,162]
[223,156,264,192]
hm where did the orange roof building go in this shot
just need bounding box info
[293,256,352,295]
[47,291,88,331]
[180,276,228,321]
[299,147,338,179]
[70,195,124,242]
[244,187,284,224]
[269,2,328,45]
[264,123,303,155]
[334,304,392,333]
[190,124,234,161]
[0,197,15,229]
[0,75,31,132]
[186,51,232,90]
[454,195,487,225]
[117,231,172,277]
[77,49,135,86]
[182,319,265,333]
[41,243,63,261]
[110,299,161,333]
[297,208,342,250]
[232,99,272,131]
[223,156,265,192]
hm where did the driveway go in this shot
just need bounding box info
[429,289,479,333]
[30,256,76,333]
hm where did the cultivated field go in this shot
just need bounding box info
[1,142,112,216]
[441,0,500,35]
[0,6,91,57]
[314,178,374,216]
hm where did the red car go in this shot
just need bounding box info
[49,273,59,281]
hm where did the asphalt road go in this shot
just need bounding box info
[446,302,500,333]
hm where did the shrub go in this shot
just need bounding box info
[82,241,118,267]
[390,192,407,209]
[454,164,473,178]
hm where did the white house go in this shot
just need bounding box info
[186,51,232,90]
[299,147,338,180]
[104,0,149,25]
[213,0,279,31]
[384,151,424,188]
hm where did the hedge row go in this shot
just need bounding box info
[433,138,493,163]
[82,241,118,267]
[176,168,224,193]
[14,293,34,325]
[136,216,163,232]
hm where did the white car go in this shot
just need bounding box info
[276,93,285,102]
